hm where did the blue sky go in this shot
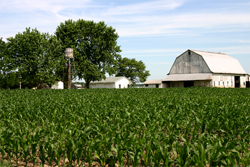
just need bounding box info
[1,0,250,80]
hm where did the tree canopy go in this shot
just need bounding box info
[1,20,150,89]
[116,57,150,84]
[6,28,66,88]
[56,19,121,88]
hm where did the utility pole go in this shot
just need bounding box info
[19,75,22,89]
[68,57,71,89]
[65,48,74,89]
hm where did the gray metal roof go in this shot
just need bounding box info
[90,77,132,84]
[163,73,212,81]
[143,80,163,84]
[190,50,247,74]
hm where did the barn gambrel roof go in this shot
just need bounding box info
[190,50,247,74]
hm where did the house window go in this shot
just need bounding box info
[119,84,121,88]
[127,84,129,88]
[156,84,159,88]
[145,84,148,87]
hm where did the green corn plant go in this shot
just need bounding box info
[31,142,38,167]
[141,141,152,167]
[150,143,162,167]
[75,140,84,166]
[130,147,141,167]
[46,142,56,166]
[39,144,47,167]
[13,139,21,167]
[175,142,189,167]
[84,142,94,167]
[160,145,173,167]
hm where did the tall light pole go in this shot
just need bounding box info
[65,48,74,89]
[19,75,22,89]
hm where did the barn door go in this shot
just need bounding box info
[184,81,194,87]
[234,76,240,88]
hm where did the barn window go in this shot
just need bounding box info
[188,50,191,55]
[119,84,121,88]
[145,84,148,87]
[156,84,159,88]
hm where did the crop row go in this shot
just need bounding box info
[0,88,250,166]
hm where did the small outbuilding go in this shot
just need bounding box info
[143,80,163,88]
[89,77,132,88]
[163,49,249,88]
[51,81,64,89]
[72,84,84,89]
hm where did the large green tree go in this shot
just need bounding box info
[116,57,150,84]
[7,28,66,88]
[55,19,121,88]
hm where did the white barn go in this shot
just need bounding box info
[162,49,249,88]
[89,77,132,88]
[143,80,163,88]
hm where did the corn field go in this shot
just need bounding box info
[0,88,250,166]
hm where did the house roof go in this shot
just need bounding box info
[90,77,132,84]
[163,73,212,81]
[143,80,162,84]
[190,50,247,74]
[73,84,83,87]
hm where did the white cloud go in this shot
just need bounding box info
[207,46,250,55]
[151,62,172,65]
[123,48,183,54]
[102,0,185,16]
[1,0,250,40]
[0,0,91,13]
[111,12,250,37]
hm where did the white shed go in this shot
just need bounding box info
[89,77,132,88]
[143,80,163,88]
[51,81,64,89]
[163,49,249,88]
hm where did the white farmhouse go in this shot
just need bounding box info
[162,49,249,88]
[143,80,163,88]
[89,77,132,88]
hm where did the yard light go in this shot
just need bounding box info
[65,48,74,89]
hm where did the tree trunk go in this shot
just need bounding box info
[85,81,90,89]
